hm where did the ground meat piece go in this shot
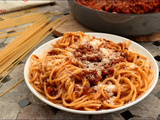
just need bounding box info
[47,87,58,96]
[101,68,114,78]
[82,69,102,85]
[75,43,94,54]
[86,53,103,62]
[48,49,59,55]
[83,85,93,95]
[120,51,127,58]
[101,69,109,77]
[74,42,103,62]
[111,57,126,65]
[74,52,83,57]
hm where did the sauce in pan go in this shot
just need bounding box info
[76,0,160,14]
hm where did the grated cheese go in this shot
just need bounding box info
[81,36,90,44]
[104,84,116,97]
[102,58,110,63]
[128,63,136,69]
[108,92,114,96]
[106,96,116,105]
[47,62,53,66]
[104,84,116,93]
[100,48,110,57]
[97,69,101,75]
[93,83,103,90]
[93,86,98,90]
[109,54,117,60]
[89,39,102,47]
[87,63,95,69]
[67,52,73,56]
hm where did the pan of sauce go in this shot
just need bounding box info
[68,0,160,36]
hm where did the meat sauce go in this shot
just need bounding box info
[76,0,160,14]
[73,39,128,86]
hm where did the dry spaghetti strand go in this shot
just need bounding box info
[0,79,24,98]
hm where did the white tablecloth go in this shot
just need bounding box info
[0,0,55,13]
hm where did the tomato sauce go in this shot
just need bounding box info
[76,0,160,14]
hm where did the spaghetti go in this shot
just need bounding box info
[29,31,154,111]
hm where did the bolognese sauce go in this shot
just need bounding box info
[73,37,128,86]
[76,0,160,14]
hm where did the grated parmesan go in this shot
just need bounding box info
[102,58,110,63]
[104,84,116,92]
[106,96,116,105]
[109,54,117,60]
[93,86,98,90]
[47,62,53,66]
[128,63,136,69]
[86,63,95,69]
[89,39,102,47]
[67,52,73,56]
[93,83,104,90]
[100,48,110,57]
[81,36,90,44]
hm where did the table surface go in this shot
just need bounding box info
[0,1,160,120]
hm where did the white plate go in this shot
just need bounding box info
[24,32,159,114]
